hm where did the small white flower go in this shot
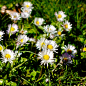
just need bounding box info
[20,29,27,34]
[0,44,3,52]
[60,53,72,65]
[29,38,36,42]
[55,11,66,22]
[62,44,77,54]
[7,23,18,36]
[21,7,32,14]
[34,17,44,26]
[10,12,21,21]
[1,49,15,63]
[0,31,4,41]
[16,35,29,49]
[43,40,59,53]
[36,38,47,50]
[55,28,65,37]
[21,12,30,18]
[46,78,49,83]
[15,51,22,57]
[38,49,55,66]
[43,25,56,34]
[63,21,72,31]
[22,1,33,8]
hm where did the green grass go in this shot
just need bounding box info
[0,0,86,86]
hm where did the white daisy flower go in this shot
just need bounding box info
[34,17,44,26]
[43,25,56,34]
[63,21,72,31]
[62,44,77,54]
[83,47,86,52]
[14,51,22,57]
[0,31,4,41]
[55,11,66,22]
[55,28,65,37]
[21,7,32,14]
[43,40,59,53]
[29,38,36,42]
[1,49,15,63]
[22,1,33,9]
[60,53,72,65]
[36,38,47,50]
[9,12,21,21]
[20,29,27,34]
[21,12,30,18]
[7,23,18,36]
[0,44,3,52]
[38,49,55,66]
[16,35,29,49]
[49,34,55,39]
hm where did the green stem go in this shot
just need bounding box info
[20,51,38,56]
[18,75,32,85]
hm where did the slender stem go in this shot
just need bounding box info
[38,65,43,79]
[20,51,38,56]
[18,75,32,85]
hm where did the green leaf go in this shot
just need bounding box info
[30,70,36,77]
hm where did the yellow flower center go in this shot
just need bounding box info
[64,24,68,28]
[5,54,11,59]
[47,45,53,50]
[25,10,28,12]
[0,35,1,37]
[10,27,15,32]
[14,16,17,18]
[36,21,39,25]
[57,31,61,35]
[67,49,72,54]
[63,57,68,62]
[83,47,86,52]
[41,42,45,46]
[58,14,62,18]
[0,46,2,51]
[26,5,29,8]
[20,39,23,42]
[43,55,49,60]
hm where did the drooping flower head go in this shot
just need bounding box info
[60,53,72,65]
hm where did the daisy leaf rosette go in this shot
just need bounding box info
[43,40,59,53]
[60,52,72,65]
[34,17,44,26]
[36,38,48,50]
[1,49,16,63]
[55,11,67,22]
[7,23,18,36]
[0,31,4,41]
[62,44,77,55]
[62,21,72,31]
[16,35,29,49]
[9,12,21,21]
[38,49,55,66]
